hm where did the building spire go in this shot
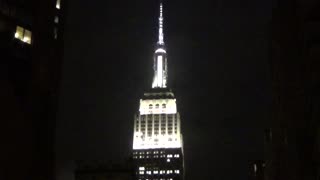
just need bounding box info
[158,1,164,45]
[152,1,167,88]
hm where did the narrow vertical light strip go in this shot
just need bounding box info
[157,56,163,87]
[56,0,61,9]
[158,3,164,45]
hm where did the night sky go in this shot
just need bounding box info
[56,0,273,180]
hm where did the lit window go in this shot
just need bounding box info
[139,167,145,171]
[56,0,61,9]
[15,26,23,39]
[174,154,180,158]
[167,154,172,158]
[15,26,32,44]
[54,27,58,39]
[253,164,257,173]
[146,171,151,175]
[154,171,158,174]
[175,170,180,174]
[54,16,59,23]
[167,158,170,162]
[139,171,144,175]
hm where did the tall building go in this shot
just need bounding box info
[264,0,320,180]
[0,0,66,179]
[132,2,184,180]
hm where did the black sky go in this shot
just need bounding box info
[56,0,273,180]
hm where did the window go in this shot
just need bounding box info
[139,167,145,170]
[15,26,23,39]
[167,154,172,158]
[167,158,170,162]
[154,170,158,174]
[56,0,61,9]
[54,16,59,23]
[149,104,153,109]
[155,104,159,109]
[175,170,180,174]
[54,27,58,39]
[162,104,166,108]
[15,26,32,44]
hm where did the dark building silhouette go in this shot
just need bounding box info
[249,160,265,180]
[265,0,320,180]
[75,161,134,180]
[0,0,66,179]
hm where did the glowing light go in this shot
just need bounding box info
[157,56,163,87]
[56,0,61,9]
[167,159,170,162]
[133,133,182,149]
[175,170,180,174]
[254,164,257,173]
[158,3,164,45]
[14,32,19,38]
[23,37,29,42]
[139,167,145,171]
[155,48,166,53]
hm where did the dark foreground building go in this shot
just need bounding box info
[265,0,320,180]
[0,0,66,179]
[248,160,265,180]
[75,161,134,180]
[131,2,184,180]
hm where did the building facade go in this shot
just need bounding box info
[0,0,66,179]
[132,2,184,180]
[264,0,320,180]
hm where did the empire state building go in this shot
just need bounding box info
[132,2,184,180]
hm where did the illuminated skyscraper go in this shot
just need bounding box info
[132,2,184,180]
